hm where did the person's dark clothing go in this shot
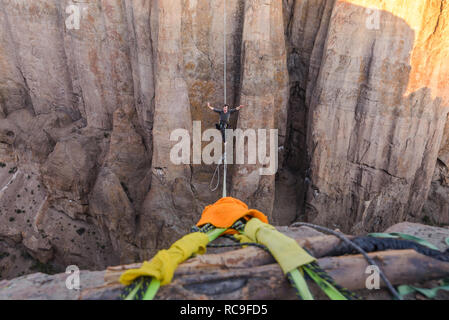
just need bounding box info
[213,108,238,142]
[213,108,237,124]
[216,121,228,142]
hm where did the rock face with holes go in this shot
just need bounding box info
[0,0,448,281]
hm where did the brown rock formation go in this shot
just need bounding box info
[301,0,449,233]
[0,0,448,281]
[230,0,289,220]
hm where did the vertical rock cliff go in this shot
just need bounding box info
[231,0,289,219]
[298,0,449,233]
[0,0,448,279]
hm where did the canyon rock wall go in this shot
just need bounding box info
[0,0,448,279]
[299,0,449,233]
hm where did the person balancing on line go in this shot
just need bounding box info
[207,102,244,142]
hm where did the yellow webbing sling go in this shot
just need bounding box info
[120,232,209,286]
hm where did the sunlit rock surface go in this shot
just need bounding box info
[0,0,448,279]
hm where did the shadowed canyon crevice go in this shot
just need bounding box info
[0,0,448,280]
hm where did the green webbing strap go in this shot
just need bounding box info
[206,228,227,242]
[398,279,449,299]
[134,227,227,300]
[287,264,352,300]
[124,278,143,300]
[242,218,355,300]
[142,278,161,300]
[302,265,347,300]
[288,269,314,300]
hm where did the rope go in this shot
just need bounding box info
[223,0,227,105]
[222,0,227,198]
[329,236,449,263]
[209,156,223,192]
[291,222,402,300]
[223,142,227,197]
[209,0,229,196]
[209,149,229,192]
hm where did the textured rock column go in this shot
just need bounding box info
[181,0,245,206]
[276,0,335,225]
[89,104,151,263]
[0,0,79,119]
[230,0,289,219]
[304,0,449,233]
[0,4,30,116]
[414,0,449,226]
[62,0,135,130]
[123,0,156,149]
[138,0,196,258]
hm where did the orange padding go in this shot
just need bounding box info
[196,197,268,234]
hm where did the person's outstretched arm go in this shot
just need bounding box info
[231,105,245,113]
[207,102,220,113]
